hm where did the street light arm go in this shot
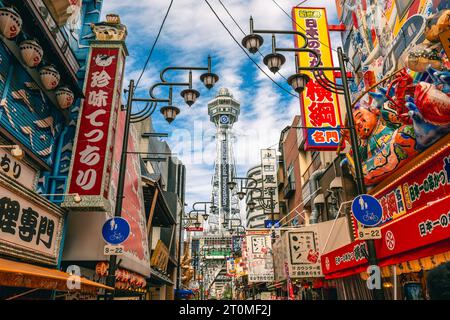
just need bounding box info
[149,81,190,101]
[160,66,209,82]
[253,29,308,49]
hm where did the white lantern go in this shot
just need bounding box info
[39,65,60,90]
[19,39,43,68]
[55,86,74,109]
[0,7,22,39]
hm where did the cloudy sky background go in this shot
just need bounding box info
[101,0,342,209]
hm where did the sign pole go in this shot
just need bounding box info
[338,48,385,300]
[105,79,135,300]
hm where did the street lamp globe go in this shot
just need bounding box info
[263,53,286,74]
[247,200,256,211]
[194,221,202,228]
[202,212,209,221]
[180,88,200,106]
[237,191,246,200]
[227,180,237,190]
[241,33,264,54]
[160,105,180,123]
[222,221,228,228]
[287,73,310,93]
[200,72,219,89]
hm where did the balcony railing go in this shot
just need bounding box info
[283,181,296,199]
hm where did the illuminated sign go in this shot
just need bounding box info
[292,7,343,150]
[64,44,125,210]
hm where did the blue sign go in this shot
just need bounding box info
[351,194,383,227]
[102,217,131,245]
[264,220,280,228]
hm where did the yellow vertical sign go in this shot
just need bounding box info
[292,7,342,150]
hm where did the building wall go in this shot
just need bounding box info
[281,116,303,223]
[245,165,265,229]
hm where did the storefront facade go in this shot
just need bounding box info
[0,0,113,299]
[321,0,450,299]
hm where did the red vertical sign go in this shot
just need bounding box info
[65,46,124,209]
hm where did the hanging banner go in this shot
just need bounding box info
[226,257,236,277]
[260,149,279,214]
[292,7,343,150]
[63,43,125,210]
[246,230,274,283]
[283,226,323,278]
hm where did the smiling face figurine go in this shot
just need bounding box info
[353,106,380,139]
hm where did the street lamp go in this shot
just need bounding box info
[242,17,385,300]
[106,56,220,300]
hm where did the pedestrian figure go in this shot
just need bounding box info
[427,262,450,299]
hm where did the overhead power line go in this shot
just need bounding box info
[203,0,299,98]
[216,0,292,85]
[135,0,174,89]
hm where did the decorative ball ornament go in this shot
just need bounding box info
[19,39,43,68]
[0,7,22,39]
[55,86,74,109]
[39,65,60,90]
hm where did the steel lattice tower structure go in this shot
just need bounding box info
[207,88,241,235]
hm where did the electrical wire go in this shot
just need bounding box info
[203,0,299,98]
[135,0,174,89]
[271,0,358,70]
[216,0,292,83]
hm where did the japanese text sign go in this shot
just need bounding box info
[65,45,125,210]
[284,227,323,278]
[0,175,64,265]
[292,7,342,150]
[0,149,37,190]
[260,149,279,213]
[246,230,274,283]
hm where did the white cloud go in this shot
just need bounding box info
[102,0,341,210]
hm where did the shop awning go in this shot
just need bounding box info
[0,258,113,293]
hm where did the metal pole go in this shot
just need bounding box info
[176,206,184,298]
[105,79,135,300]
[337,47,384,300]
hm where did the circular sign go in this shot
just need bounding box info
[220,115,229,124]
[102,217,131,245]
[385,230,396,251]
[351,194,383,227]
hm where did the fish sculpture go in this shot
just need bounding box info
[412,81,450,126]
[34,116,55,136]
[406,95,450,150]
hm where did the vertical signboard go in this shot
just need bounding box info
[63,44,125,210]
[109,113,151,276]
[260,149,279,214]
[246,230,274,283]
[284,227,322,278]
[292,7,343,150]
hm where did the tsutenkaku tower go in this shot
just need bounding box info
[207,88,240,235]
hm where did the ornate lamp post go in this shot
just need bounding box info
[105,57,219,300]
[241,16,384,300]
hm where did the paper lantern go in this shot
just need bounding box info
[0,7,22,39]
[39,65,60,90]
[55,86,74,109]
[19,39,43,68]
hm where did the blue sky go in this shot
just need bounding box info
[101,0,341,210]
